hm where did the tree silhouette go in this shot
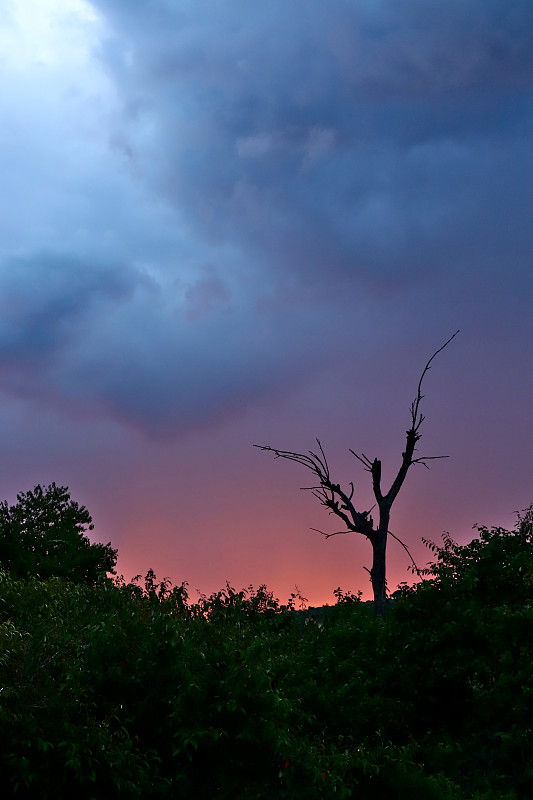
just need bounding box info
[0,483,117,584]
[255,332,458,615]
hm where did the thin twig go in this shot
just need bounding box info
[411,330,459,432]
[388,529,421,574]
[311,527,353,539]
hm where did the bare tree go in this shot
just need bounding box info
[255,332,458,616]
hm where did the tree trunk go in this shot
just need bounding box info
[371,510,389,616]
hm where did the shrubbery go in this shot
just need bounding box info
[1,507,532,797]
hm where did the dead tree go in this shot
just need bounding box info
[255,332,458,616]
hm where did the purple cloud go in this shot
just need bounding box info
[0,0,531,438]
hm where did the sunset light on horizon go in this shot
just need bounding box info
[0,0,532,606]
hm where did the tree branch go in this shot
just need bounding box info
[411,454,450,469]
[384,331,459,506]
[411,330,459,434]
[311,527,366,540]
[254,440,374,537]
[387,529,421,575]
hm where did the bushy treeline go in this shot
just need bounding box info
[1,508,533,798]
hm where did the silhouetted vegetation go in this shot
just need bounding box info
[0,484,117,584]
[1,489,532,798]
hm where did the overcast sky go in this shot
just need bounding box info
[0,0,532,603]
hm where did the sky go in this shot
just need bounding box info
[0,0,532,605]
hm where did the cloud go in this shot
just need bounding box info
[90,0,533,290]
[51,296,329,438]
[0,0,531,439]
[182,265,231,322]
[0,249,330,437]
[0,253,154,392]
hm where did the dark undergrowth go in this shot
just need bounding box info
[1,507,533,798]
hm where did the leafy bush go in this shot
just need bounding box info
[412,504,533,605]
[1,506,532,797]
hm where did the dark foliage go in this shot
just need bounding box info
[0,504,532,798]
[0,484,117,584]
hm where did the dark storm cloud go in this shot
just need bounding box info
[1,0,531,438]
[0,250,327,437]
[56,296,329,438]
[92,0,533,293]
[0,254,145,364]
[0,253,160,418]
